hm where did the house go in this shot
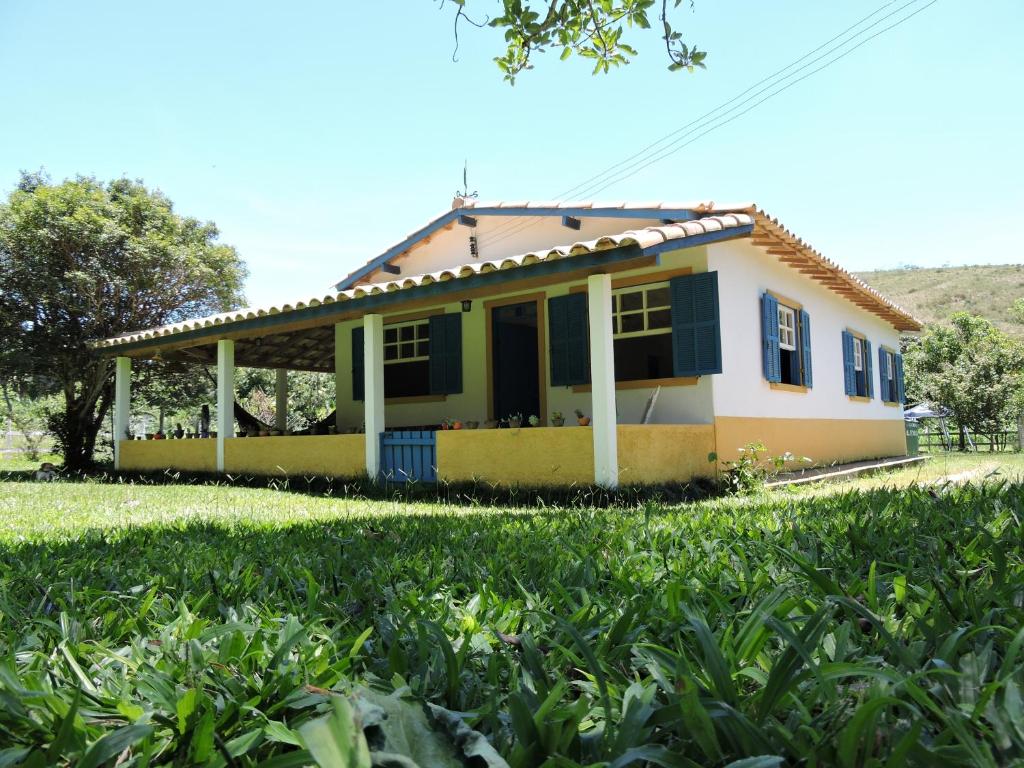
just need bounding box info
[94,199,921,487]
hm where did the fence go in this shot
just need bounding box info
[917,428,1021,453]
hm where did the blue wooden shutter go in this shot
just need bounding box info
[864,340,874,399]
[878,347,890,402]
[841,331,856,395]
[548,293,590,386]
[429,314,463,394]
[761,293,781,383]
[671,271,722,377]
[895,353,905,404]
[351,326,364,401]
[799,309,813,388]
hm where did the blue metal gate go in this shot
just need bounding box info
[379,430,437,483]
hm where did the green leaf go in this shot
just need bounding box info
[78,725,154,768]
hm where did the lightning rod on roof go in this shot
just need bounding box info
[455,160,478,201]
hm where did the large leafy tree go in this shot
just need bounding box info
[0,173,246,469]
[445,0,706,82]
[904,313,1024,448]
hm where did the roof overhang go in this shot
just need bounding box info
[94,215,755,364]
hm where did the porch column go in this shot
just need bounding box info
[113,356,131,470]
[216,339,235,472]
[363,314,385,478]
[275,368,288,432]
[587,273,618,488]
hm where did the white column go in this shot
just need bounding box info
[113,357,131,470]
[275,368,288,432]
[588,273,618,488]
[216,339,235,472]
[363,314,385,478]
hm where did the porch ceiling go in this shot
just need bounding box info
[161,325,335,372]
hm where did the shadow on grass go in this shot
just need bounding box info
[0,463,720,510]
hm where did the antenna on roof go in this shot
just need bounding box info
[454,159,478,201]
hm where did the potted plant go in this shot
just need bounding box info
[507,413,523,429]
[452,419,463,430]
[528,415,540,427]
[575,409,591,427]
[551,411,564,427]
[465,420,479,429]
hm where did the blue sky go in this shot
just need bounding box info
[1,1,1021,306]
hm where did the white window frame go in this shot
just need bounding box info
[853,337,864,371]
[777,305,797,351]
[611,282,672,340]
[383,319,430,365]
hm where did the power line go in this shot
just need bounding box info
[479,0,928,249]
[477,0,938,251]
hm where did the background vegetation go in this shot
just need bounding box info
[858,265,1024,341]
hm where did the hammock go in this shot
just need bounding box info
[232,401,338,436]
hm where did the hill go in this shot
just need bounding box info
[856,264,1024,339]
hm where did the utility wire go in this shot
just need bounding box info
[477,0,938,250]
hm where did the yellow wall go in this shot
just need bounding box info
[224,434,365,477]
[119,439,216,473]
[437,427,595,486]
[438,424,716,486]
[617,425,716,484]
[714,416,907,466]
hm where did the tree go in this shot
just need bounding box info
[904,313,1024,450]
[445,0,706,83]
[0,173,246,469]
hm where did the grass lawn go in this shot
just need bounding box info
[1,455,1024,766]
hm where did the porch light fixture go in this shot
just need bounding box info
[461,299,472,313]
[469,234,479,258]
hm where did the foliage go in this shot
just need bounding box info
[0,172,246,469]
[236,368,335,431]
[1012,297,1024,325]
[445,0,706,83]
[904,313,1024,439]
[0,384,58,461]
[858,264,1024,342]
[711,442,809,495]
[3,472,1024,764]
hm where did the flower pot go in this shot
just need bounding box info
[508,418,522,429]
[452,421,463,430]
[577,417,591,427]
[465,420,479,429]
[145,433,155,440]
[552,418,564,427]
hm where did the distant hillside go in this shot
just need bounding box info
[856,264,1024,339]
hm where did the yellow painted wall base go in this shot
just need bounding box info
[438,424,716,486]
[618,425,716,485]
[224,434,365,477]
[714,416,907,466]
[119,439,216,473]
[437,427,594,486]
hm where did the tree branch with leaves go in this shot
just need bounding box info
[444,0,706,83]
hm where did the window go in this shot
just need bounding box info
[761,292,812,388]
[612,282,674,381]
[842,331,873,399]
[384,321,430,363]
[853,339,863,371]
[384,320,430,397]
[884,350,897,402]
[778,305,797,351]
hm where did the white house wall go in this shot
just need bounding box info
[361,216,669,286]
[708,239,908,464]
